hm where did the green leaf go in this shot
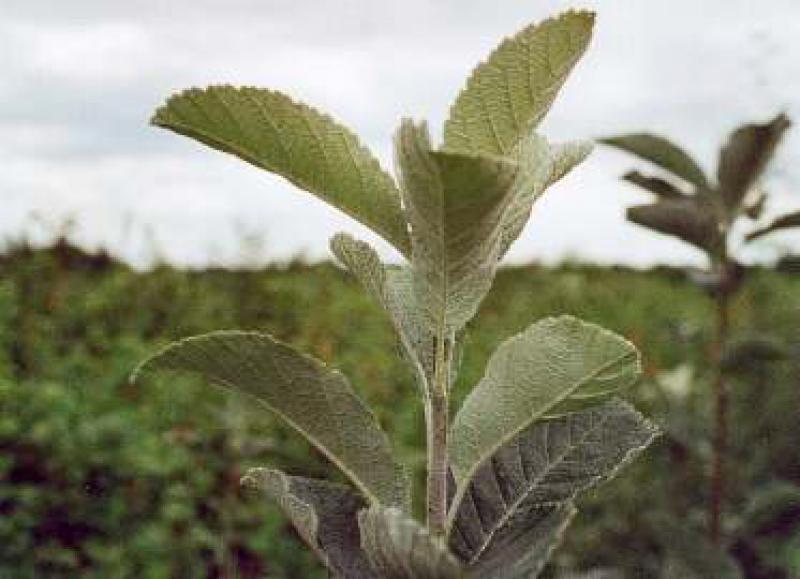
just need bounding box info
[459,504,574,579]
[395,120,519,334]
[449,400,657,576]
[443,10,594,157]
[152,85,411,256]
[330,233,436,391]
[746,209,800,241]
[600,134,709,190]
[499,136,592,257]
[133,331,410,510]
[626,200,721,253]
[622,170,688,199]
[721,335,787,374]
[243,468,378,578]
[449,316,641,501]
[717,113,791,213]
[359,507,463,578]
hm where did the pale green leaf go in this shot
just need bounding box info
[443,10,594,157]
[359,507,463,578]
[717,113,791,213]
[601,133,709,190]
[243,468,378,578]
[499,136,592,256]
[626,200,721,253]
[395,120,519,335]
[449,316,641,497]
[330,233,435,390]
[449,400,657,575]
[152,85,411,255]
[133,331,410,510]
[746,209,800,241]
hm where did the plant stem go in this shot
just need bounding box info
[709,258,731,546]
[427,337,450,537]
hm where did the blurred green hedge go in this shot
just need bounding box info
[1,240,798,577]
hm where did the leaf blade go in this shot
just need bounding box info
[601,133,709,190]
[449,316,641,501]
[152,85,411,255]
[449,400,658,574]
[359,507,464,578]
[443,10,594,157]
[626,199,721,253]
[243,468,378,578]
[133,331,410,510]
[746,209,800,241]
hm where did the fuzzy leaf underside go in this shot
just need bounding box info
[717,113,791,213]
[443,10,594,157]
[133,331,410,510]
[626,200,721,253]
[152,86,410,256]
[396,120,519,334]
[746,209,800,241]
[330,233,437,390]
[449,316,641,501]
[462,503,575,579]
[449,400,658,573]
[499,136,592,257]
[243,468,378,578]
[600,134,709,190]
[622,170,687,199]
[359,507,464,578]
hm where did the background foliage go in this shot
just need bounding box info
[2,239,799,577]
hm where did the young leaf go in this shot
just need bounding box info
[133,331,410,510]
[359,507,463,578]
[330,233,436,391]
[395,119,519,334]
[499,136,593,257]
[717,113,791,213]
[626,200,721,253]
[449,316,641,498]
[622,170,688,199]
[443,10,594,157]
[600,134,709,190]
[745,209,800,241]
[455,503,576,579]
[448,400,658,572]
[152,86,411,256]
[243,468,378,578]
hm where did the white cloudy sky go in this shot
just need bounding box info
[2,0,799,268]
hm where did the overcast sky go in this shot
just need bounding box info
[2,0,799,268]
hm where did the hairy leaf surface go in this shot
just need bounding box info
[746,209,800,241]
[600,134,709,190]
[395,120,519,334]
[331,233,436,390]
[152,86,410,255]
[449,316,641,499]
[627,200,721,252]
[133,331,410,510]
[449,400,657,573]
[717,113,791,213]
[243,468,377,578]
[359,507,463,578]
[499,136,592,257]
[443,10,594,157]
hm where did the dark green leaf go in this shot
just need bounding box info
[746,210,800,241]
[622,170,688,199]
[717,113,791,213]
[627,200,721,253]
[600,134,709,190]
[243,468,378,578]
